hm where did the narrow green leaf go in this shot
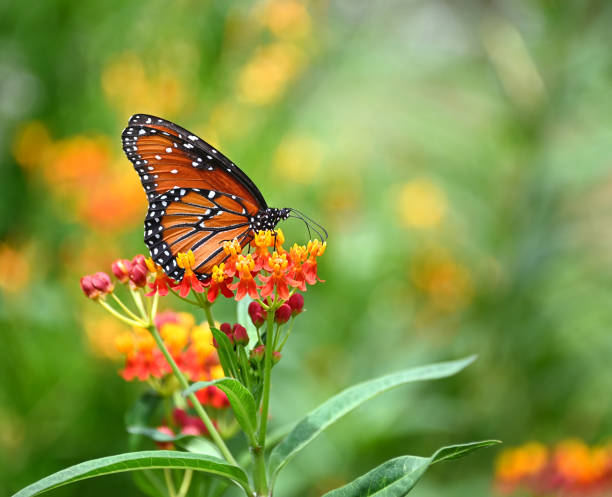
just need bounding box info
[12,451,251,497]
[209,327,238,378]
[269,356,476,481]
[184,378,258,445]
[236,296,258,350]
[321,440,500,497]
[431,440,501,464]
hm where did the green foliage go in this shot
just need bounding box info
[269,356,476,482]
[321,442,500,497]
[12,451,251,497]
[185,379,258,445]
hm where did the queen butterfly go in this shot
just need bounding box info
[121,114,326,282]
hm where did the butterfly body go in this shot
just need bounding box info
[121,114,292,282]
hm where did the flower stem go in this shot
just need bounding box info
[253,311,276,495]
[164,469,177,497]
[110,293,141,322]
[130,287,148,319]
[169,287,200,306]
[199,297,217,330]
[98,299,143,327]
[176,469,193,497]
[147,324,239,467]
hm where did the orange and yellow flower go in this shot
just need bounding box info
[176,250,205,297]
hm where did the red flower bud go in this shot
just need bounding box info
[272,350,281,364]
[219,322,234,344]
[288,293,304,316]
[275,303,292,324]
[248,301,267,327]
[132,254,147,267]
[80,275,99,299]
[233,324,249,346]
[81,272,114,298]
[92,271,114,293]
[129,262,148,288]
[250,345,265,362]
[111,259,132,283]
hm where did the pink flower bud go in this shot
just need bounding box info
[219,323,234,344]
[129,263,148,288]
[111,259,132,283]
[248,301,267,327]
[132,254,147,267]
[81,271,113,298]
[250,345,265,362]
[233,324,249,346]
[275,303,292,324]
[80,275,100,299]
[272,350,281,364]
[288,293,304,316]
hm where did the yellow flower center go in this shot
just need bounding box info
[289,243,307,264]
[223,239,242,257]
[253,230,273,248]
[236,254,255,274]
[212,263,226,283]
[176,250,196,275]
[268,251,288,275]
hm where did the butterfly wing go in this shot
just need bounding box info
[122,113,267,209]
[146,187,255,280]
[122,114,268,280]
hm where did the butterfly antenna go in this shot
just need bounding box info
[291,212,327,240]
[289,208,328,240]
[289,214,313,240]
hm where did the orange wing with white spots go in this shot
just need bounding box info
[145,187,257,279]
[122,114,293,281]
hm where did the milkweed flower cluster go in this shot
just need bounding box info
[114,312,227,406]
[495,440,612,496]
[78,229,326,455]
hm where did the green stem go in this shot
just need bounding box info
[110,293,142,322]
[98,299,143,327]
[151,292,159,321]
[148,324,239,467]
[253,311,276,495]
[258,312,275,444]
[164,469,177,497]
[168,287,200,306]
[200,297,217,330]
[252,445,267,497]
[130,287,148,319]
[277,318,296,352]
[176,469,193,497]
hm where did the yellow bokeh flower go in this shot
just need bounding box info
[397,179,446,229]
[238,42,305,105]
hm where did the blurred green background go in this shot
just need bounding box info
[2,0,612,495]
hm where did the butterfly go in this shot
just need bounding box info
[121,114,326,282]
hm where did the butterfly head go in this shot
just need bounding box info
[252,208,291,232]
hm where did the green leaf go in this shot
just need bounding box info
[184,378,258,445]
[321,440,500,497]
[178,437,222,458]
[269,356,476,481]
[236,296,258,350]
[12,450,251,497]
[430,440,501,464]
[209,327,238,378]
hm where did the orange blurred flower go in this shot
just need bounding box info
[0,243,31,294]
